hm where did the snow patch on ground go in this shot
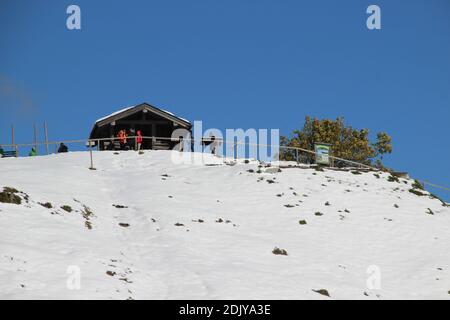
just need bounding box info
[0,151,449,299]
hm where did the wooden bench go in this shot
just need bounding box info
[1,150,18,158]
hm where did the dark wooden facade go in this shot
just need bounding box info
[89,103,192,150]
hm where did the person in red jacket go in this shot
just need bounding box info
[136,130,143,151]
[118,130,127,150]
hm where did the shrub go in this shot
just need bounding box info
[81,205,94,230]
[429,194,449,207]
[272,247,288,256]
[81,205,93,218]
[412,180,424,190]
[280,116,392,167]
[299,220,307,225]
[409,188,426,197]
[373,132,393,165]
[313,289,330,297]
[3,187,18,193]
[61,205,72,212]
[388,175,400,183]
[39,202,53,209]
[0,187,21,205]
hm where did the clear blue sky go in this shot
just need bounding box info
[1,0,449,199]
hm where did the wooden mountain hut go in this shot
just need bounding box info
[89,102,192,150]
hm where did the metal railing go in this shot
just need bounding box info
[1,135,375,169]
[2,136,450,198]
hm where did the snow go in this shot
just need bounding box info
[1,151,450,300]
[161,109,175,116]
[161,109,190,124]
[95,105,135,123]
[178,117,190,123]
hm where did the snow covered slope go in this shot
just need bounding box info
[1,151,449,299]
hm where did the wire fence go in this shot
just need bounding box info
[1,136,449,196]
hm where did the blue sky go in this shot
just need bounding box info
[0,0,449,199]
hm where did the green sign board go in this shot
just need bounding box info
[314,143,331,165]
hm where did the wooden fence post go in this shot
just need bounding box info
[44,121,49,155]
[89,141,95,170]
[11,125,18,157]
[33,123,38,155]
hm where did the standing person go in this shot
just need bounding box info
[0,145,4,157]
[210,135,217,155]
[118,130,127,150]
[128,128,135,150]
[136,130,143,151]
[117,130,122,149]
[29,147,37,156]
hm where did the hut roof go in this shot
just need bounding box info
[94,103,191,128]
